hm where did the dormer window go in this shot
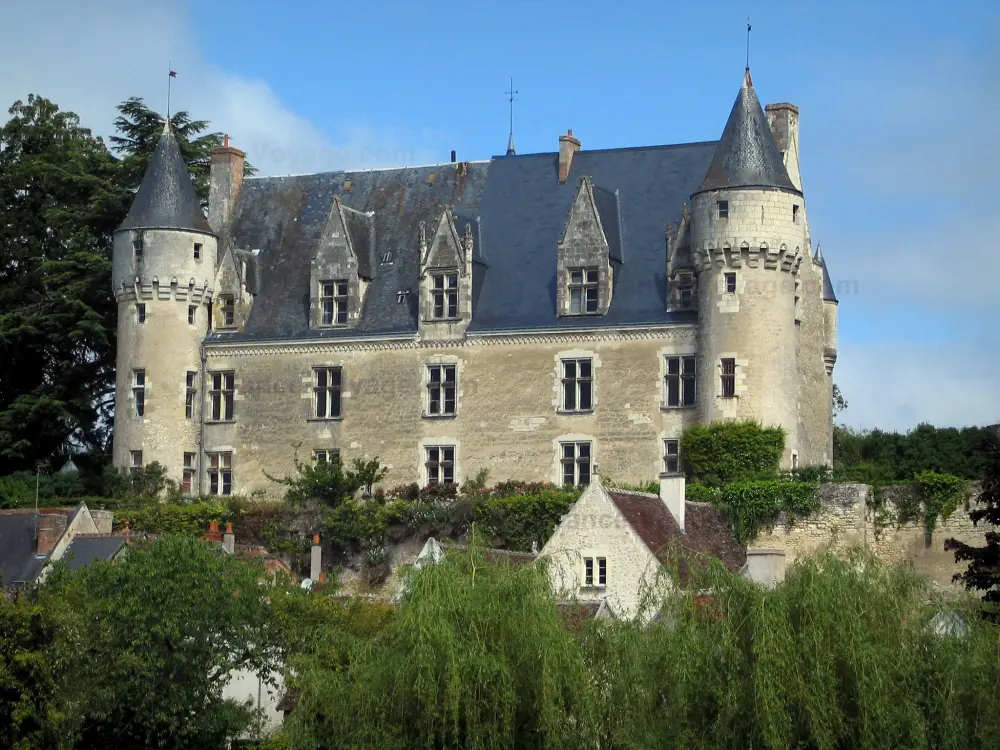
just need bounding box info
[568,267,599,314]
[321,280,348,326]
[220,297,235,328]
[717,200,729,219]
[678,273,694,309]
[193,242,202,260]
[431,272,458,319]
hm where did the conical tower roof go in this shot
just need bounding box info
[821,258,837,302]
[694,70,799,196]
[117,123,212,234]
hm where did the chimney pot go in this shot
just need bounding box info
[210,521,219,533]
[310,535,322,583]
[223,134,230,148]
[225,522,233,533]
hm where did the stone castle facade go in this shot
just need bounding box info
[111,69,838,497]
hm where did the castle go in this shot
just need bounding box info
[111,69,838,497]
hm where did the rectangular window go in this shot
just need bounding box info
[185,371,197,420]
[431,272,459,319]
[182,452,196,494]
[583,556,606,587]
[188,305,196,325]
[561,441,592,486]
[561,358,593,412]
[425,446,455,486]
[678,273,694,310]
[792,205,799,223]
[313,367,342,419]
[314,449,340,465]
[129,450,142,472]
[725,272,737,294]
[721,358,736,399]
[207,452,232,496]
[321,281,349,325]
[220,297,235,328]
[426,364,456,416]
[717,200,729,219]
[664,356,696,407]
[209,371,235,421]
[136,304,146,324]
[132,369,145,417]
[193,242,202,260]
[133,237,143,260]
[568,267,599,314]
[663,439,680,474]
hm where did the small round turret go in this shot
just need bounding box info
[690,71,807,467]
[112,124,217,488]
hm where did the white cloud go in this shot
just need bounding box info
[0,0,443,175]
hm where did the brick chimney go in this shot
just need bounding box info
[310,533,322,582]
[208,135,246,235]
[764,103,801,191]
[223,522,235,555]
[36,513,67,556]
[558,129,581,183]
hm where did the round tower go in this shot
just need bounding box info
[691,70,807,467]
[111,123,217,489]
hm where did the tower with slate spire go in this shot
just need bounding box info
[690,69,823,467]
[111,123,218,487]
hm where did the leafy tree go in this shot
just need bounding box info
[0,96,129,472]
[352,457,388,497]
[46,535,283,748]
[946,439,1000,619]
[110,96,255,205]
[832,383,848,416]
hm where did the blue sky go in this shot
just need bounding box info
[2,0,998,431]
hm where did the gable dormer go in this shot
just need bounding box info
[418,208,474,340]
[556,176,618,317]
[666,203,697,312]
[211,242,255,332]
[310,197,374,329]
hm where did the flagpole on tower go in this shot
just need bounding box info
[167,64,177,125]
[745,20,751,72]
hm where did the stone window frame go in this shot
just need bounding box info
[554,434,595,487]
[129,450,142,473]
[567,267,600,315]
[132,369,146,418]
[677,271,695,310]
[135,303,146,324]
[429,271,460,321]
[319,280,349,327]
[662,355,697,409]
[581,554,608,589]
[662,438,681,475]
[219,295,236,329]
[185,371,198,420]
[207,370,235,422]
[193,242,203,260]
[188,305,197,325]
[424,363,457,419]
[554,349,599,415]
[311,366,343,421]
[724,271,737,295]
[207,451,233,496]
[132,234,143,261]
[420,440,458,487]
[720,358,737,399]
[182,452,196,495]
[313,448,341,465]
[717,200,729,220]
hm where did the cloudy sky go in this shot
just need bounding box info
[2,0,997,432]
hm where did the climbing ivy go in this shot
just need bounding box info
[680,421,786,486]
[904,471,967,538]
[717,480,819,545]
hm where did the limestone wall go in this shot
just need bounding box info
[754,483,987,588]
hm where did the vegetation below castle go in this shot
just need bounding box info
[5,536,999,749]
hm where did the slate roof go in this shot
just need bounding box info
[821,260,838,303]
[694,71,799,196]
[117,124,213,234]
[608,491,746,582]
[210,139,713,342]
[0,507,77,587]
[61,535,126,572]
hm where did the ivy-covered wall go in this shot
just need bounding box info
[754,482,986,588]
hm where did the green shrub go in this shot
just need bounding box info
[717,480,818,544]
[685,482,722,503]
[474,488,581,551]
[114,502,228,535]
[680,421,785,487]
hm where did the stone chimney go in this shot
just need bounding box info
[310,533,322,582]
[91,509,114,535]
[659,475,686,532]
[764,103,801,191]
[744,548,786,589]
[36,513,67,556]
[558,129,581,183]
[208,135,246,235]
[223,522,235,555]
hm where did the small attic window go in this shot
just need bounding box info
[792,204,800,223]
[396,290,410,304]
[193,242,202,260]
[426,172,437,185]
[717,200,729,220]
[381,251,393,264]
[343,178,353,192]
[133,238,143,260]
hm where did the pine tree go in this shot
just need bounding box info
[109,96,255,206]
[0,96,129,470]
[946,438,1000,618]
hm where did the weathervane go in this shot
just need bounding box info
[745,19,751,72]
[167,63,177,123]
[505,77,518,156]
